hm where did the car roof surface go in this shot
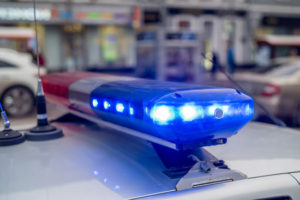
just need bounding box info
[206,122,300,178]
[0,121,299,200]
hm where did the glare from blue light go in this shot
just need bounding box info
[114,185,120,190]
[116,103,125,113]
[92,99,99,108]
[150,105,175,124]
[208,105,217,115]
[245,104,253,116]
[103,101,111,110]
[129,107,134,115]
[93,170,99,176]
[179,104,201,121]
[222,105,229,114]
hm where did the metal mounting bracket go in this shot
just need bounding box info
[176,147,247,190]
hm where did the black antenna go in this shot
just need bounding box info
[0,103,25,146]
[203,53,286,127]
[25,0,63,140]
[216,65,286,127]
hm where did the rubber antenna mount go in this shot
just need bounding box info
[0,104,25,146]
[25,125,63,141]
[25,79,63,141]
[0,128,25,146]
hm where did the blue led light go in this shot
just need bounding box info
[245,104,253,116]
[116,103,125,113]
[88,80,254,150]
[103,100,111,110]
[129,107,134,115]
[150,105,175,124]
[179,104,203,121]
[93,170,99,176]
[92,99,99,108]
[207,105,219,116]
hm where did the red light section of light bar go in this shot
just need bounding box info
[42,72,99,107]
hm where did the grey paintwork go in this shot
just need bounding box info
[0,121,299,200]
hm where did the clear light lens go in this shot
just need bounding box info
[179,104,202,121]
[103,101,111,110]
[116,103,125,113]
[150,105,175,124]
[129,107,134,115]
[92,99,98,108]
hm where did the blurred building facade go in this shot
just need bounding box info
[0,0,300,73]
[0,0,138,71]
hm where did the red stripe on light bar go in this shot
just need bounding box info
[42,72,100,107]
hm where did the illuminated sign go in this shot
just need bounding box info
[101,27,119,62]
[75,11,129,21]
[0,7,130,24]
[0,7,51,21]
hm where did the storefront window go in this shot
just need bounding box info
[101,26,119,63]
[98,26,136,68]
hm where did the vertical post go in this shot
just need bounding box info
[194,31,202,83]
[157,0,167,81]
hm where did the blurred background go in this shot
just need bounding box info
[0,0,300,129]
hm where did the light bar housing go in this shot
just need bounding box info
[43,72,254,150]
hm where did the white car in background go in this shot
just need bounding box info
[203,58,300,126]
[0,48,45,117]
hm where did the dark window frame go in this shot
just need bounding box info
[0,59,18,69]
[0,60,17,68]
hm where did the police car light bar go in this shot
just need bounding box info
[42,72,254,150]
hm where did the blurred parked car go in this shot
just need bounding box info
[0,48,46,117]
[208,58,300,125]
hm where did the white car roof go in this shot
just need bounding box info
[0,48,33,67]
[0,121,299,199]
[206,122,300,178]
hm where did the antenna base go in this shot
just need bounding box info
[0,129,25,146]
[25,125,63,141]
